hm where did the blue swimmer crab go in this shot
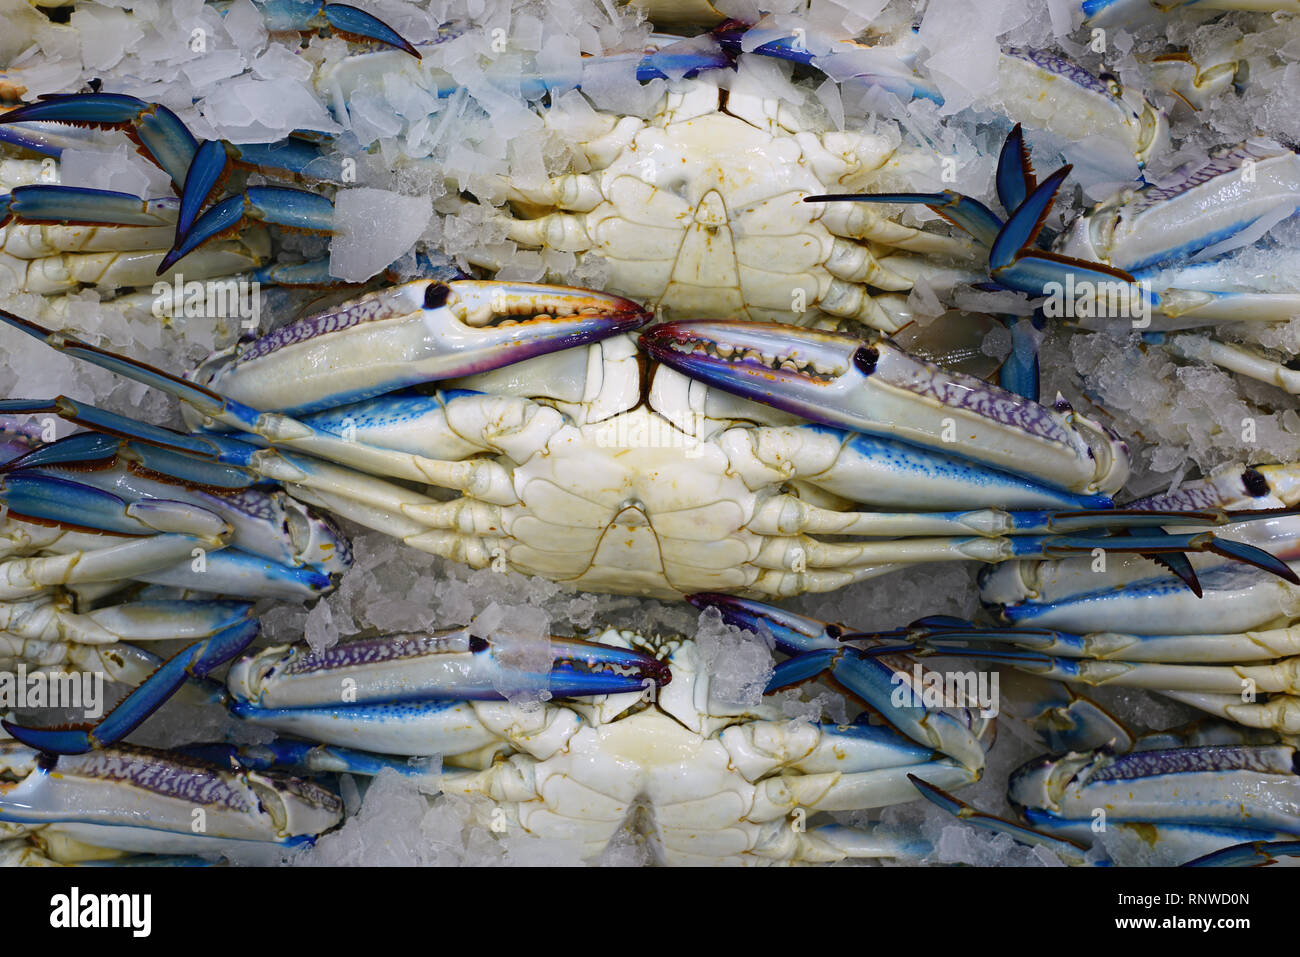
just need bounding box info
[6,278,1293,602]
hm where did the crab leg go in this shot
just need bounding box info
[0,533,224,600]
[693,596,988,777]
[0,95,199,194]
[982,512,1300,633]
[0,418,350,573]
[0,461,340,595]
[1,187,180,244]
[0,742,341,854]
[1159,334,1300,395]
[160,185,336,273]
[177,738,439,781]
[0,595,254,646]
[3,617,260,754]
[747,525,1291,574]
[0,474,336,600]
[900,620,1300,665]
[920,641,1300,696]
[0,637,162,688]
[719,718,981,812]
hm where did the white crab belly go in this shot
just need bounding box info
[586,114,837,321]
[500,412,766,597]
[521,710,768,864]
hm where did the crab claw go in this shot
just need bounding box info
[203,280,652,414]
[0,283,649,421]
[227,631,669,708]
[643,320,1128,496]
[258,1,421,58]
[0,93,198,190]
[160,185,335,274]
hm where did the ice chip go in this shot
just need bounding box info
[330,187,433,282]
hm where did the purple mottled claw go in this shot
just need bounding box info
[643,319,1129,497]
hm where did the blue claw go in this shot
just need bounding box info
[321,3,421,58]
[160,185,335,273]
[995,123,1036,214]
[176,139,231,243]
[2,619,259,754]
[0,94,198,190]
[549,638,673,697]
[988,165,1070,279]
[1208,535,1300,582]
[255,0,420,57]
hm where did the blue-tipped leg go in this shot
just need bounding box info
[254,1,420,58]
[2,619,259,754]
[321,3,421,58]
[908,773,1093,865]
[0,94,198,190]
[998,314,1042,401]
[178,738,437,779]
[0,396,228,460]
[1184,839,1300,867]
[176,138,231,243]
[1017,529,1300,583]
[988,165,1070,279]
[0,308,232,418]
[995,124,1036,214]
[687,593,843,654]
[804,189,1004,247]
[0,185,179,228]
[160,185,335,273]
[0,471,225,538]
